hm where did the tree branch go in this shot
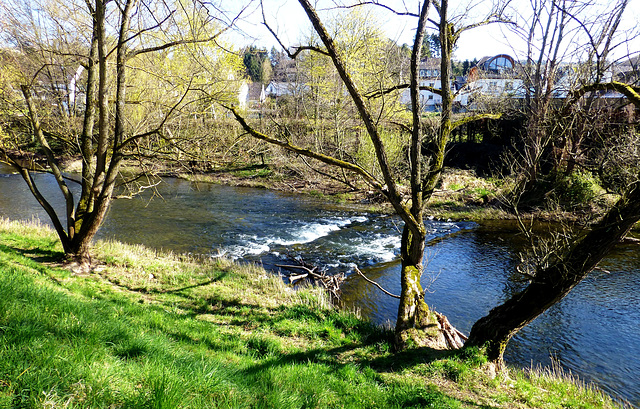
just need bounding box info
[451,112,502,130]
[128,26,230,57]
[20,85,77,237]
[333,1,419,17]
[260,1,329,58]
[365,84,442,99]
[297,0,418,232]
[567,81,640,108]
[225,105,386,194]
[355,267,400,299]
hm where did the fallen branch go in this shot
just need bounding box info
[276,258,345,302]
[275,264,321,278]
[288,273,308,284]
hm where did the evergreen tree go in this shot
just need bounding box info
[243,46,271,83]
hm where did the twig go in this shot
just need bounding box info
[354,267,400,299]
[288,273,308,284]
[275,264,321,279]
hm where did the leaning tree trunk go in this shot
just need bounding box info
[467,180,640,364]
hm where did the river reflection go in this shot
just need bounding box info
[1,163,639,406]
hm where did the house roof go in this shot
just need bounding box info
[246,83,264,101]
[467,54,517,80]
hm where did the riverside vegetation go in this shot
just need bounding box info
[0,218,627,408]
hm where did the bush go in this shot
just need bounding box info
[553,171,600,206]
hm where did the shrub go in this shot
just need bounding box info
[553,171,600,206]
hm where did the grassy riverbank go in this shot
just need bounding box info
[0,218,626,408]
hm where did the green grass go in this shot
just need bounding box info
[231,165,272,178]
[0,218,627,408]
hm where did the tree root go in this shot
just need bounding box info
[63,255,93,275]
[395,310,467,351]
[435,311,467,349]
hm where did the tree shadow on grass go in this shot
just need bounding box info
[0,243,64,264]
[1,254,500,409]
[103,272,229,296]
[236,344,501,409]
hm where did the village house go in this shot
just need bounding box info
[455,54,524,109]
[399,58,452,112]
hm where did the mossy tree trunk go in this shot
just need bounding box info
[294,0,448,348]
[395,224,433,348]
[467,179,640,363]
[228,0,503,350]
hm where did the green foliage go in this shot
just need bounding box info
[243,46,271,83]
[247,334,283,358]
[424,360,470,382]
[451,58,478,76]
[421,33,441,59]
[516,170,604,210]
[356,127,408,178]
[527,171,602,208]
[414,347,487,383]
[553,171,601,205]
[232,165,272,178]
[387,383,461,408]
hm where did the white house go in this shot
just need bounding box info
[238,82,266,109]
[455,54,525,108]
[400,58,454,112]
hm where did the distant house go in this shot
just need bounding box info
[400,58,456,112]
[265,82,307,98]
[614,56,640,84]
[238,82,266,109]
[456,54,524,108]
[264,57,309,100]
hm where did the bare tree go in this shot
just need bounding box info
[466,0,640,363]
[227,0,504,349]
[504,0,636,202]
[0,0,240,270]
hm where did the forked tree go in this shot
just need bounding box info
[228,0,503,348]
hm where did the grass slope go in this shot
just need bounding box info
[0,218,625,408]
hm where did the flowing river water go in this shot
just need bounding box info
[1,163,639,406]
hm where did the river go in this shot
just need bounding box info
[1,163,638,406]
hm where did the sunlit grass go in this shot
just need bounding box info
[0,219,627,408]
